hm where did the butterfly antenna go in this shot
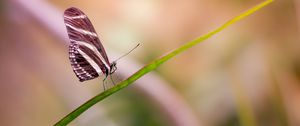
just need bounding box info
[114,43,140,62]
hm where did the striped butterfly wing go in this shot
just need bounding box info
[64,7,111,82]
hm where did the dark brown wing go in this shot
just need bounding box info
[64,7,110,81]
[64,7,110,64]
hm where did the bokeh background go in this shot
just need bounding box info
[1,0,299,126]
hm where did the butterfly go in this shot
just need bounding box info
[63,7,139,85]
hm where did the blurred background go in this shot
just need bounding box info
[0,0,299,126]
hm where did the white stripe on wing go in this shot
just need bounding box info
[66,23,98,37]
[77,48,103,75]
[64,15,87,19]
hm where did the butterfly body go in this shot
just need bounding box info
[64,7,116,82]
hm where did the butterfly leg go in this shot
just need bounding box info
[102,75,108,90]
[109,74,116,86]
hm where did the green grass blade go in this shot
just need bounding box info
[54,0,273,125]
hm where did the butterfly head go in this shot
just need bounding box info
[109,61,117,74]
